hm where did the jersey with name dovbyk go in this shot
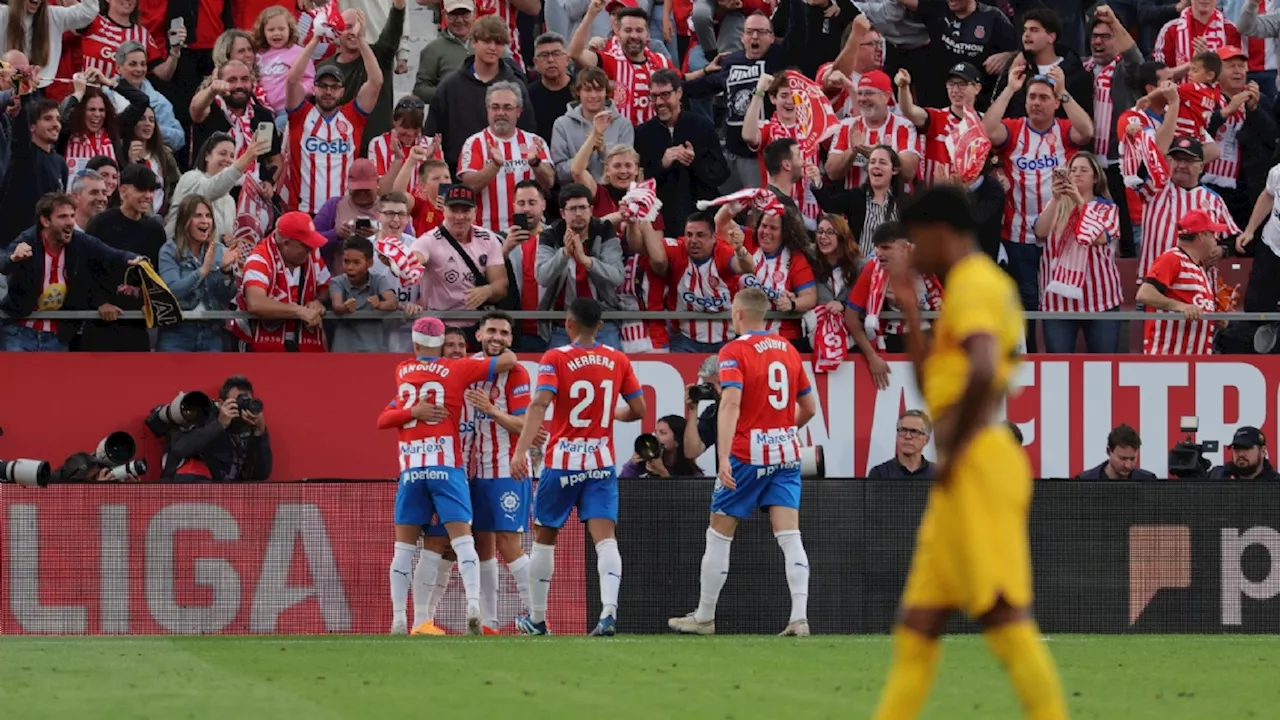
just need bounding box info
[535,343,642,471]
[461,354,531,479]
[718,331,812,466]
[390,355,498,472]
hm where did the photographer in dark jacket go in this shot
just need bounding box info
[681,355,722,468]
[164,376,273,483]
[1209,426,1280,481]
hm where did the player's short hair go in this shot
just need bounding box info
[763,138,799,176]
[898,409,933,435]
[901,185,977,235]
[734,287,770,320]
[568,297,604,329]
[1108,424,1142,451]
[444,326,469,342]
[872,221,908,246]
[767,73,790,97]
[514,179,545,202]
[472,14,512,45]
[480,310,514,329]
[1191,50,1222,78]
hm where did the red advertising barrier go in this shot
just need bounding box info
[0,353,1276,479]
[0,483,586,635]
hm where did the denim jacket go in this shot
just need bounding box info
[158,240,237,311]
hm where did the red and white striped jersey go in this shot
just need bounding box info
[1154,12,1242,68]
[1142,247,1216,355]
[617,251,669,352]
[1175,81,1220,139]
[1135,178,1239,280]
[367,132,444,191]
[830,112,920,189]
[535,343,642,471]
[388,355,499,472]
[286,101,369,214]
[24,245,66,334]
[1202,99,1244,189]
[918,107,971,187]
[717,331,812,466]
[458,128,550,233]
[751,117,820,223]
[663,236,739,345]
[79,16,165,79]
[598,50,674,126]
[1245,0,1278,74]
[744,243,816,341]
[998,118,1082,245]
[461,357,531,479]
[817,64,895,120]
[1040,199,1125,313]
[441,0,523,67]
[64,131,116,183]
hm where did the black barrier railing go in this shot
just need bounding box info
[3,479,1278,635]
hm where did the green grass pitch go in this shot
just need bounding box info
[3,635,1278,719]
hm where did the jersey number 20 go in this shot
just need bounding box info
[399,381,444,428]
[568,379,615,429]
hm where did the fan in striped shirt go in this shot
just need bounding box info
[568,0,674,127]
[1135,209,1227,355]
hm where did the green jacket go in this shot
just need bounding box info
[414,31,471,104]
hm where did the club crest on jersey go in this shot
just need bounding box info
[974,25,985,39]
[489,385,503,401]
[336,117,351,135]
[500,491,520,513]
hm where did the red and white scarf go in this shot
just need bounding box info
[299,1,346,63]
[811,304,848,374]
[1121,117,1171,189]
[1045,200,1119,300]
[376,235,424,286]
[254,83,273,113]
[1176,8,1228,66]
[216,95,257,177]
[232,173,274,278]
[1085,57,1116,158]
[943,106,991,185]
[863,257,944,349]
[698,188,785,216]
[618,179,661,223]
[230,236,326,352]
[65,130,115,176]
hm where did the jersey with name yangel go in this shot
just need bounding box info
[389,355,498,472]
[535,343,642,471]
[717,331,812,466]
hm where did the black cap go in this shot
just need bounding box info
[947,62,981,84]
[1168,136,1204,161]
[442,184,476,208]
[1231,426,1266,449]
[119,162,160,191]
[315,65,345,84]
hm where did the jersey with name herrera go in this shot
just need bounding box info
[717,331,811,466]
[535,343,642,471]
[389,355,498,472]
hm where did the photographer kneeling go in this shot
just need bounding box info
[623,415,703,478]
[682,356,721,468]
[163,376,272,482]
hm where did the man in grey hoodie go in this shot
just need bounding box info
[535,183,626,347]
[550,66,634,185]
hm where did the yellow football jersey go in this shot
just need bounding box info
[921,253,1024,419]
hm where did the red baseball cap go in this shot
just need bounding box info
[857,70,892,95]
[1216,45,1247,62]
[347,158,378,191]
[606,0,637,11]
[276,211,327,249]
[1177,209,1229,235]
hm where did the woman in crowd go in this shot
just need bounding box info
[818,144,904,258]
[0,0,99,91]
[58,70,147,177]
[551,66,632,185]
[158,195,240,351]
[253,5,313,126]
[621,415,703,478]
[167,132,270,240]
[213,28,271,111]
[811,213,860,311]
[572,143,658,229]
[125,107,180,216]
[1035,151,1124,354]
[718,202,817,351]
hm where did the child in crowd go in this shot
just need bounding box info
[253,5,315,129]
[395,148,452,236]
[329,236,400,352]
[1176,50,1223,140]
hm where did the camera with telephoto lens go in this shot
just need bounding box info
[95,431,136,466]
[1168,415,1218,479]
[236,396,264,415]
[145,391,215,436]
[635,433,662,462]
[0,426,51,487]
[107,458,148,482]
[687,383,719,403]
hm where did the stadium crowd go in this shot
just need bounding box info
[0,0,1277,359]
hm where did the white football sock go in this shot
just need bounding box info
[480,558,499,628]
[695,528,733,623]
[529,542,555,625]
[508,553,532,616]
[427,557,453,620]
[596,538,622,619]
[452,535,482,615]
[389,541,416,623]
[413,549,442,625]
[775,530,810,623]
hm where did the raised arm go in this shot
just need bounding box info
[354,31,385,114]
[287,34,323,112]
[895,69,928,129]
[567,0,607,69]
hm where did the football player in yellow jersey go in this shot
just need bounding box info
[871,186,1068,720]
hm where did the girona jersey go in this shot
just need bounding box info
[1175,81,1220,139]
[598,50,674,126]
[535,343,642,471]
[461,357,531,479]
[389,355,499,471]
[458,128,549,232]
[664,237,739,344]
[920,107,969,186]
[717,331,812,465]
[744,239,816,341]
[1202,100,1245,189]
[1135,180,1238,280]
[80,16,164,78]
[998,117,1080,244]
[1142,248,1216,355]
[287,100,369,214]
[1039,199,1124,313]
[367,132,444,191]
[751,118,820,223]
[830,113,920,189]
